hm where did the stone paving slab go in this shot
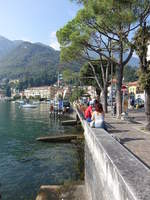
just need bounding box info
[128,108,146,125]
[105,112,150,168]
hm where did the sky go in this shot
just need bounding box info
[0,0,80,50]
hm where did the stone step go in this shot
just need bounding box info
[36,134,83,143]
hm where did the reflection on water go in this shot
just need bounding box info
[0,102,81,200]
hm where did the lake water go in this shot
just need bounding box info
[0,102,82,200]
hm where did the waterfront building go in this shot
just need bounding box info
[128,81,137,95]
[24,86,57,99]
[11,88,20,98]
[55,86,71,100]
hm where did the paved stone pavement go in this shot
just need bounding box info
[106,109,150,168]
[128,108,146,125]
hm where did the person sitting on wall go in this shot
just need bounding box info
[84,102,93,122]
[79,103,87,115]
[90,103,105,128]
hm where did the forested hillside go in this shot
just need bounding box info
[0,35,138,89]
[0,36,22,60]
[0,36,81,88]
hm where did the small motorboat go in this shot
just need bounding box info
[15,100,25,104]
[32,101,40,105]
[21,104,37,108]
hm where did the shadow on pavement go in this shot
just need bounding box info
[120,137,145,144]
[108,129,130,134]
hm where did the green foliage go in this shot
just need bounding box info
[63,69,74,83]
[56,0,140,77]
[70,88,84,102]
[63,69,80,85]
[80,59,113,88]
[56,11,91,63]
[124,65,138,82]
[134,27,150,59]
[134,25,150,90]
[80,61,102,87]
[0,41,81,89]
[138,68,150,90]
[0,42,59,86]
[77,0,139,33]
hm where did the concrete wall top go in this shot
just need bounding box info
[75,107,150,200]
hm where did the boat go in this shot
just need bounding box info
[21,104,37,108]
[15,100,25,104]
[32,101,40,105]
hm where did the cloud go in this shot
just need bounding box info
[49,31,60,50]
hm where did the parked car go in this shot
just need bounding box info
[134,98,144,108]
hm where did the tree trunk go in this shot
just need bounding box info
[116,65,123,118]
[145,88,150,130]
[116,38,124,118]
[116,85,122,118]
[101,86,108,113]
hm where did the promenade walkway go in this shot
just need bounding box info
[106,108,150,168]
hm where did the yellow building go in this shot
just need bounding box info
[128,81,145,101]
[128,81,138,96]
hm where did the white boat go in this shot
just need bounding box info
[21,104,37,108]
[32,101,40,105]
[15,100,25,104]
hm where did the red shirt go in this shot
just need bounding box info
[84,106,92,119]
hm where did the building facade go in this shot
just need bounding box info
[24,86,57,99]
[128,81,145,101]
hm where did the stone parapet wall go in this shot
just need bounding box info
[75,107,150,200]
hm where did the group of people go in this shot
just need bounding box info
[84,100,105,129]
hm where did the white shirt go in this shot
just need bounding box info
[92,111,104,128]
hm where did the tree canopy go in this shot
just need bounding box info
[57,0,150,116]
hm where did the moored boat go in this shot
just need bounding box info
[21,104,37,108]
[15,100,25,104]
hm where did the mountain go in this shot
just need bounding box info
[89,50,139,67]
[0,36,23,60]
[0,36,82,84]
[0,41,60,81]
[123,54,139,67]
[0,35,139,87]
